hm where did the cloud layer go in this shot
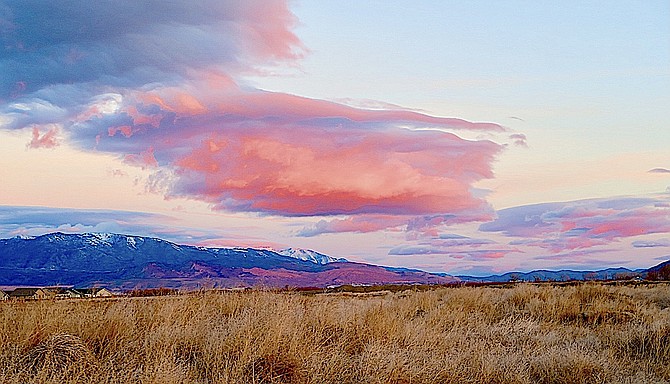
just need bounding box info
[0,1,302,97]
[1,0,504,222]
[480,195,670,253]
[0,206,166,238]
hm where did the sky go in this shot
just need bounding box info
[0,1,669,275]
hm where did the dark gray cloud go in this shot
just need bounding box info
[0,1,300,97]
[632,239,670,248]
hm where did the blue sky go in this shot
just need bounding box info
[253,1,670,207]
[0,1,669,275]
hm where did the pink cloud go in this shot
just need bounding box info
[27,126,59,149]
[212,91,504,130]
[124,147,158,169]
[232,1,305,61]
[160,124,501,216]
[80,83,504,222]
[108,125,133,138]
[130,90,209,118]
[482,195,670,253]
[112,86,503,134]
[88,84,504,219]
[3,0,508,227]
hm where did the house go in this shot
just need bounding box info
[47,287,83,299]
[0,291,9,301]
[8,288,50,300]
[77,287,114,298]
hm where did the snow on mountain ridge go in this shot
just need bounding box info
[276,248,346,265]
[126,236,141,249]
[86,232,116,246]
[11,232,344,266]
[46,233,67,242]
[14,234,35,240]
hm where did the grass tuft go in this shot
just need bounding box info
[21,333,97,379]
[244,353,304,384]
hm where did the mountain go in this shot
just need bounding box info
[647,258,670,272]
[456,267,643,283]
[645,258,670,280]
[0,233,458,289]
[275,248,346,264]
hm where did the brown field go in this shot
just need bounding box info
[1,283,669,383]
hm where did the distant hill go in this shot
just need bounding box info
[454,258,670,283]
[647,258,670,272]
[645,258,670,280]
[2,232,666,290]
[457,267,644,283]
[0,233,457,289]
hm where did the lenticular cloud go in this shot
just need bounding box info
[0,0,504,222]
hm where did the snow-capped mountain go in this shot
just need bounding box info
[0,232,458,289]
[2,233,665,289]
[275,248,346,265]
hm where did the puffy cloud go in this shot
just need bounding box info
[480,195,670,253]
[161,121,500,216]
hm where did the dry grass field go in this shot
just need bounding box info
[1,283,669,383]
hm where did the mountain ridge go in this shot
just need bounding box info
[0,232,457,289]
[455,267,645,283]
[274,247,346,265]
[1,232,667,289]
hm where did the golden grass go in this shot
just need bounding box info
[1,283,669,383]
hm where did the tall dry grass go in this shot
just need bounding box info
[0,283,669,383]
